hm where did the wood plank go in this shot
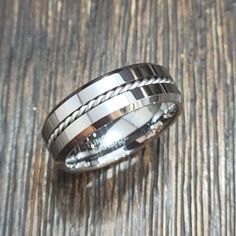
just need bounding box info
[0,0,235,235]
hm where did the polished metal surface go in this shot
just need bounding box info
[42,63,183,172]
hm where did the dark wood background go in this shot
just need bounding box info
[0,0,235,235]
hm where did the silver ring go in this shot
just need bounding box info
[42,63,183,172]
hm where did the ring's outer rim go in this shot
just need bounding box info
[42,63,171,140]
[41,63,183,173]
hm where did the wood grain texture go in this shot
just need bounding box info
[0,0,235,235]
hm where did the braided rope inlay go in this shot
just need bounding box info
[47,76,175,147]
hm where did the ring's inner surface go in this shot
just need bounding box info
[64,102,177,171]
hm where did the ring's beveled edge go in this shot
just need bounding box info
[49,84,182,161]
[42,63,172,141]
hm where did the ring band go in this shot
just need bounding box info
[42,63,183,172]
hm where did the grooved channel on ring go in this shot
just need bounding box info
[47,76,175,148]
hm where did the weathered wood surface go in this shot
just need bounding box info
[0,0,235,235]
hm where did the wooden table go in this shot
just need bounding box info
[0,0,235,235]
